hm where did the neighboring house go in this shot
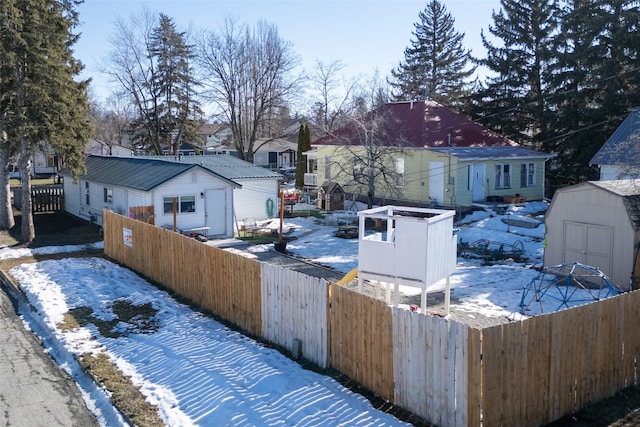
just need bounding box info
[544,179,640,289]
[197,123,234,150]
[252,138,298,170]
[590,109,640,180]
[137,154,283,222]
[84,139,133,157]
[61,155,240,238]
[305,100,553,207]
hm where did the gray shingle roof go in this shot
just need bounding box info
[137,154,283,181]
[590,110,640,166]
[66,156,240,191]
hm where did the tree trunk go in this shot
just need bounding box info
[0,146,15,230]
[19,146,34,244]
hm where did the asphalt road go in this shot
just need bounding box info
[0,286,98,427]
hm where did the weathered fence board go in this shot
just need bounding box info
[392,309,468,427]
[260,263,328,367]
[328,284,394,401]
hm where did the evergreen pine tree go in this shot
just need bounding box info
[148,14,202,155]
[546,0,640,180]
[388,0,475,107]
[472,0,560,148]
[295,123,312,189]
[2,0,91,242]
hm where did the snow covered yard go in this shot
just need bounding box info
[249,200,613,325]
[9,256,410,426]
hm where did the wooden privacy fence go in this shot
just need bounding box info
[13,184,63,212]
[476,291,640,427]
[104,210,262,336]
[103,210,640,427]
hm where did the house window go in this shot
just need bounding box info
[520,163,535,187]
[163,196,196,214]
[352,157,364,180]
[103,187,113,204]
[324,155,332,180]
[85,182,90,205]
[495,164,511,189]
[394,157,405,188]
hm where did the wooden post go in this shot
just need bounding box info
[173,197,177,232]
[279,188,284,243]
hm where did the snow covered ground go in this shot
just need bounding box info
[3,200,620,426]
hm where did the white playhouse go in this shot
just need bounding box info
[356,205,457,314]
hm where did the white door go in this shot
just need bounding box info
[429,161,444,204]
[205,189,227,236]
[471,163,486,202]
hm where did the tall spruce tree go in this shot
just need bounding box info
[472,0,560,148]
[295,123,311,189]
[388,0,475,107]
[546,0,640,180]
[148,14,201,154]
[107,11,201,155]
[2,0,91,242]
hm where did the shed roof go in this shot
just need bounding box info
[137,154,283,180]
[67,156,240,191]
[590,110,640,166]
[313,100,519,148]
[428,146,553,160]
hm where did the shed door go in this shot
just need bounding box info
[205,189,227,236]
[563,221,612,272]
[429,162,444,204]
[470,163,486,202]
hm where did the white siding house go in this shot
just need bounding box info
[135,154,284,222]
[544,180,640,289]
[62,156,240,238]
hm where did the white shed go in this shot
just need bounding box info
[544,180,640,289]
[356,205,457,312]
[62,156,240,238]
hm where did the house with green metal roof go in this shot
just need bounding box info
[137,154,284,223]
[61,156,242,238]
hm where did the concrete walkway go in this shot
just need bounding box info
[0,287,98,427]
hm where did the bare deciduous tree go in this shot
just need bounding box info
[308,59,358,135]
[325,74,408,208]
[196,17,300,162]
